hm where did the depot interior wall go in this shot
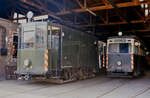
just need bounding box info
[0,18,18,80]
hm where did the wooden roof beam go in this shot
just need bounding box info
[102,0,110,6]
[74,0,96,16]
[99,19,144,26]
[84,0,87,8]
[56,1,150,15]
[115,11,127,22]
[80,19,145,27]
[74,0,84,8]
[133,0,139,4]
[104,0,127,23]
[133,8,145,20]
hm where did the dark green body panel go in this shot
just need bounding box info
[17,49,45,74]
[61,26,97,69]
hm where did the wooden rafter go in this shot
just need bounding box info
[102,0,109,5]
[105,0,127,23]
[133,0,139,4]
[145,16,150,22]
[84,0,87,8]
[80,19,145,27]
[99,19,144,26]
[99,15,106,24]
[56,1,150,15]
[106,10,109,24]
[74,0,83,8]
[115,11,127,22]
[133,8,144,20]
[145,4,150,22]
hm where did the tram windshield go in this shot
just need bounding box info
[108,43,131,54]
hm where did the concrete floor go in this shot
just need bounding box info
[1,72,150,98]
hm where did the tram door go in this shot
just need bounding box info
[48,26,61,72]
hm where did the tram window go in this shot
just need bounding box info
[52,26,60,35]
[135,46,138,54]
[48,35,51,49]
[24,31,34,48]
[51,26,60,49]
[36,26,45,48]
[108,43,131,53]
[12,36,18,58]
[108,43,119,53]
[120,43,129,53]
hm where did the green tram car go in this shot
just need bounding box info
[106,36,147,77]
[17,21,98,83]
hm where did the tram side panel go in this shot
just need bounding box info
[61,26,98,80]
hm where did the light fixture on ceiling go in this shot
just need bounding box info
[86,8,97,16]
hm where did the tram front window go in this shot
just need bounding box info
[108,43,131,54]
[120,43,129,53]
[24,31,34,48]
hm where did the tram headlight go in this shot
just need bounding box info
[117,61,121,66]
[24,59,31,67]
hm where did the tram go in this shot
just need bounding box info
[106,35,147,77]
[17,21,98,83]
